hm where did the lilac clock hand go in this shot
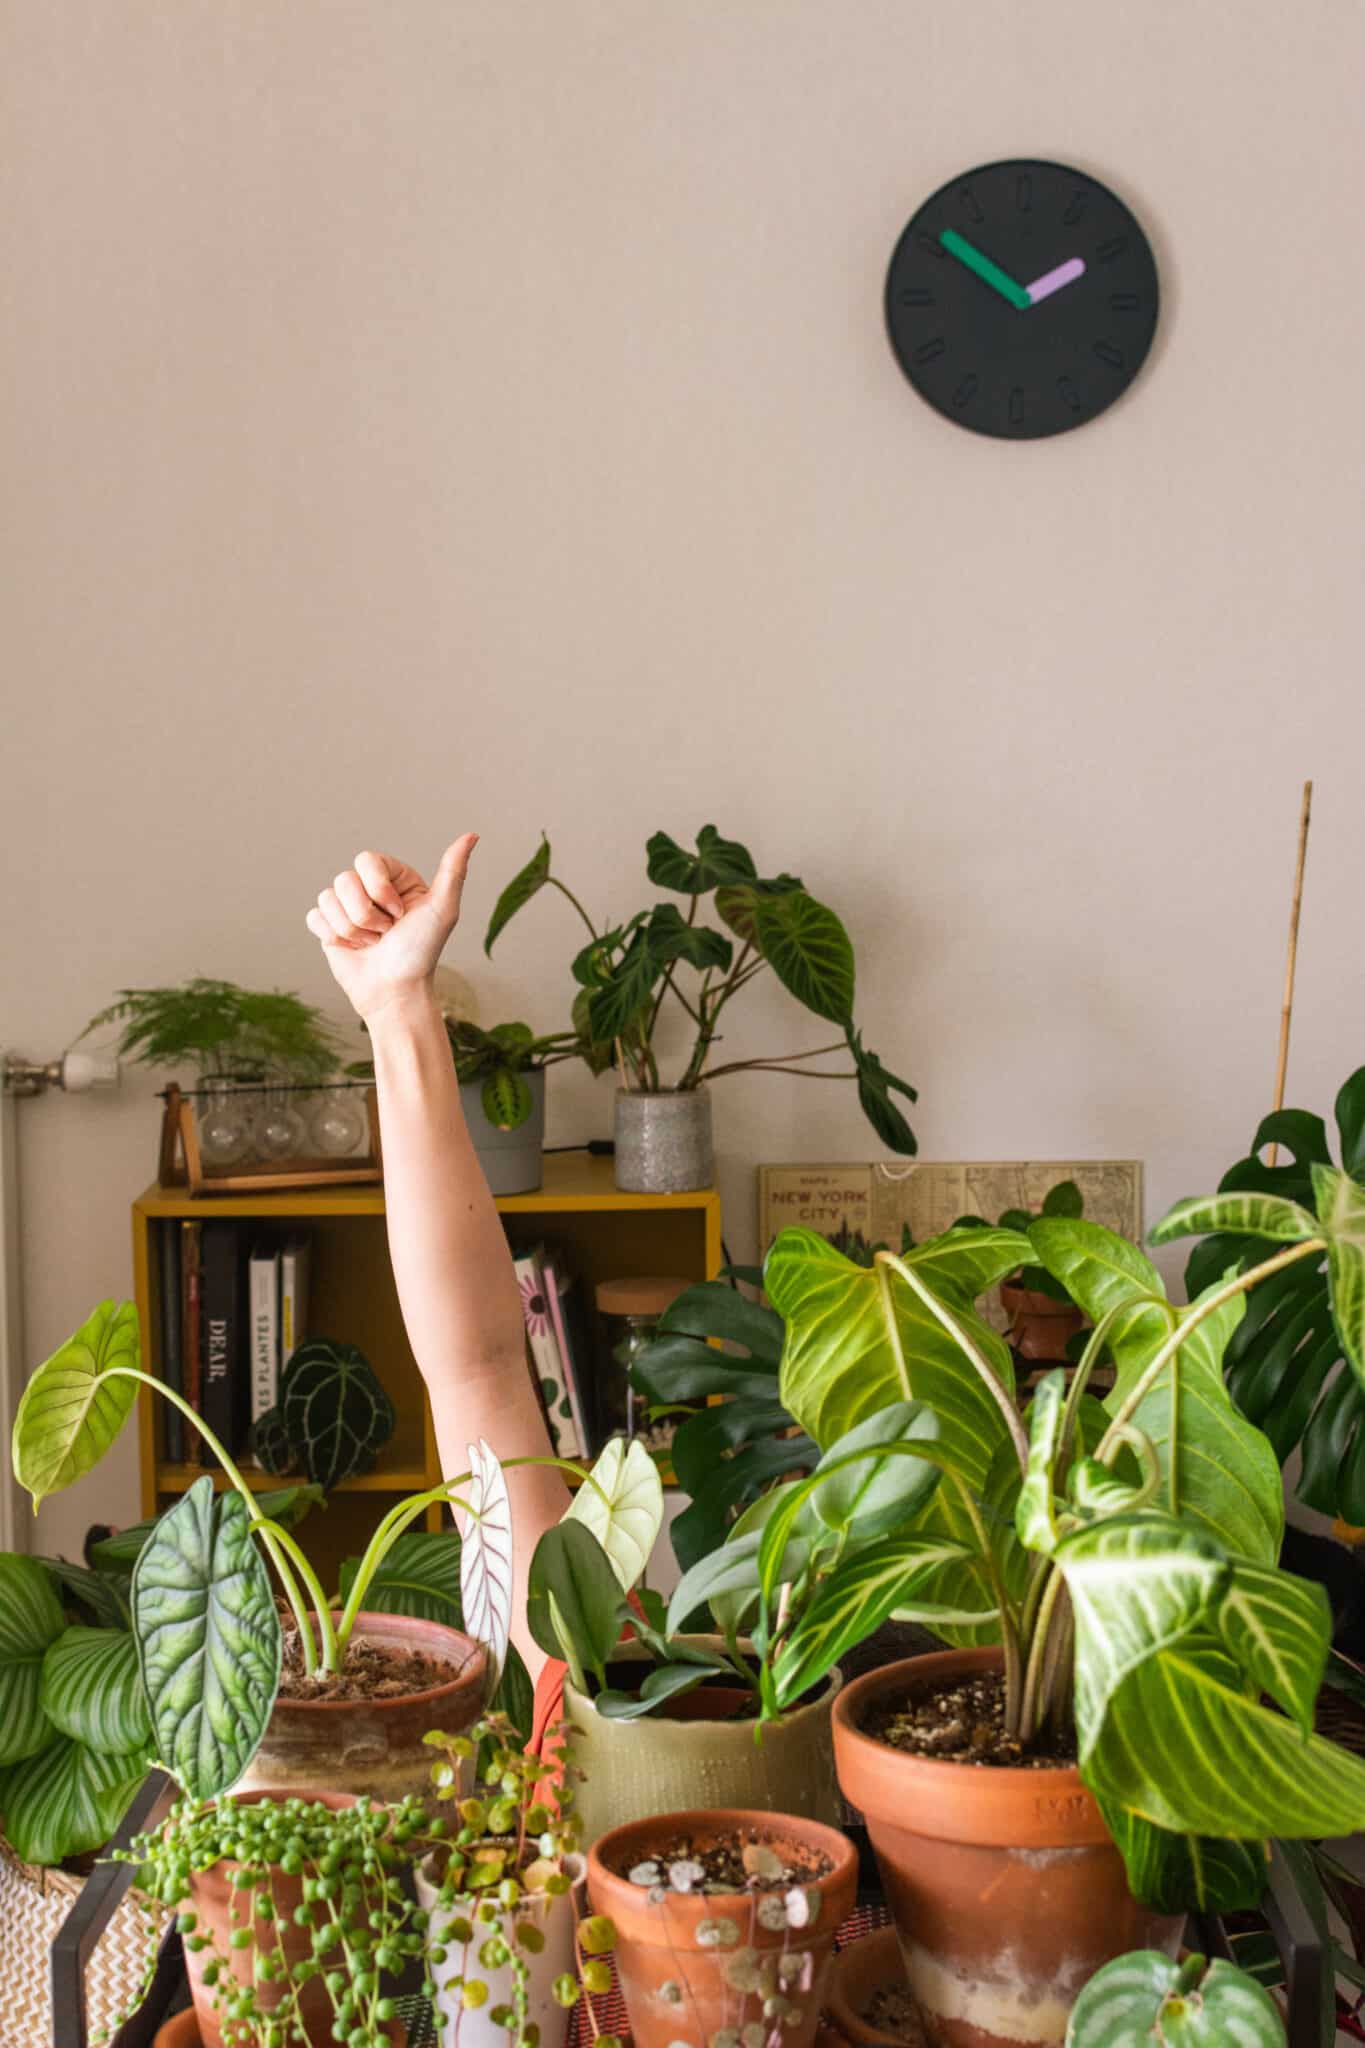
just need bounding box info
[1025,257,1086,306]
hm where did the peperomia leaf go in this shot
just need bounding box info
[132,1477,282,1798]
[526,1521,624,1689]
[12,1300,140,1505]
[279,1339,395,1489]
[41,1625,151,1752]
[459,1439,513,1696]
[483,834,551,955]
[0,1735,150,1865]
[0,1554,66,1764]
[563,1437,663,1593]
[646,826,757,895]
[339,1530,463,1629]
[1064,1950,1286,2048]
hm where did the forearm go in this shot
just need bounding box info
[369,987,568,1672]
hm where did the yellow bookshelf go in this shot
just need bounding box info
[132,1153,722,1586]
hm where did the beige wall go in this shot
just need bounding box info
[5,1,1363,1559]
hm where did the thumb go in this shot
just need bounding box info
[430,832,479,924]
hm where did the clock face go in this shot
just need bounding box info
[885,159,1159,439]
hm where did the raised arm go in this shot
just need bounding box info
[306,836,569,1676]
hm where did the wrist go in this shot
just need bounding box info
[362,983,442,1039]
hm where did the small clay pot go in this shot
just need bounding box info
[832,1650,1183,2048]
[237,1612,486,1802]
[588,1808,858,2048]
[154,2005,405,2048]
[826,1926,925,2047]
[998,1279,1085,1363]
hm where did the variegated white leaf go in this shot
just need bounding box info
[459,1438,513,1696]
[564,1437,663,1592]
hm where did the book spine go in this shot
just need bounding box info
[158,1218,184,1463]
[181,1221,203,1462]
[513,1250,582,1459]
[280,1240,310,1367]
[248,1245,280,1457]
[200,1222,245,1463]
[542,1257,590,1460]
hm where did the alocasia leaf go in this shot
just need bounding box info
[0,1554,66,1764]
[132,1476,282,1798]
[12,1300,141,1505]
[459,1439,513,1696]
[563,1437,663,1592]
[279,1339,395,1489]
[41,1625,151,1752]
[483,834,551,955]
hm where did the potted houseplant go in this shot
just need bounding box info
[955,1179,1089,1362]
[446,1018,587,1196]
[644,1175,1365,2045]
[586,1805,857,2048]
[1064,1949,1286,2047]
[482,827,918,1192]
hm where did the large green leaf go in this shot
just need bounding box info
[1016,1370,1067,1555]
[655,1279,784,1363]
[90,1482,325,1574]
[0,1555,66,1765]
[585,905,731,1043]
[525,1521,624,1690]
[12,1300,140,1505]
[563,1437,663,1592]
[1031,1221,1283,1563]
[773,1534,985,1709]
[338,1531,463,1628]
[803,1401,942,1542]
[907,1226,1034,1306]
[483,834,551,954]
[767,1228,1014,1481]
[646,826,756,895]
[0,1734,150,1864]
[1095,1795,1269,1914]
[668,1525,810,1637]
[750,888,855,1023]
[1150,1191,1321,1247]
[1312,1162,1365,1383]
[1064,1949,1287,2048]
[41,1625,151,1752]
[132,1477,282,1798]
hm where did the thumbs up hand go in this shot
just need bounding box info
[305,835,479,1024]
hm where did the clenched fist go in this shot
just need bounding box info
[304,835,478,1023]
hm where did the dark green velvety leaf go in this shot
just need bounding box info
[585,923,663,1043]
[132,1477,282,1798]
[1094,1791,1268,1913]
[0,1735,149,1864]
[338,1530,463,1628]
[713,875,803,945]
[646,826,756,895]
[483,835,551,955]
[251,1405,297,1477]
[41,1625,150,1751]
[12,1300,141,1506]
[0,1554,66,1765]
[645,902,733,973]
[751,889,855,1023]
[280,1339,395,1488]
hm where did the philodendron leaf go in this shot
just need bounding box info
[847,1029,919,1157]
[0,1554,66,1764]
[750,887,855,1024]
[132,1476,282,1798]
[90,1482,324,1573]
[772,1534,984,1710]
[279,1339,395,1488]
[1064,1950,1286,2048]
[484,834,551,955]
[41,1625,151,1752]
[460,1439,513,1697]
[1149,1190,1320,1248]
[1311,1162,1365,1383]
[0,1735,150,1865]
[526,1521,624,1687]
[1016,1371,1067,1555]
[339,1530,463,1628]
[12,1300,140,1505]
[904,1226,1034,1307]
[646,826,757,895]
[563,1437,663,1593]
[1094,1794,1269,1915]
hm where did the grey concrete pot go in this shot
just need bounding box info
[459,1067,545,1195]
[613,1085,713,1193]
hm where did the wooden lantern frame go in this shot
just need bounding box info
[157,1081,383,1195]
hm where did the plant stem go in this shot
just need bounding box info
[547,876,599,942]
[876,1252,1032,1476]
[1017,1564,1064,1744]
[700,1062,858,1082]
[1094,1238,1326,1464]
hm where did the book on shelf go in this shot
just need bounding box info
[180,1219,203,1462]
[280,1239,310,1370]
[248,1242,282,1459]
[512,1248,584,1459]
[157,1218,184,1462]
[200,1221,247,1462]
[541,1249,593,1456]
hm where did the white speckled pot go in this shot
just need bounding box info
[613,1086,713,1193]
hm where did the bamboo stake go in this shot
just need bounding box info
[1267,780,1313,1166]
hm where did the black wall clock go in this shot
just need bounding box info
[885,158,1159,439]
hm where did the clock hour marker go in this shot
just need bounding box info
[913,337,946,364]
[917,233,947,260]
[959,185,984,224]
[1057,376,1082,413]
[899,287,934,307]
[1096,235,1128,263]
[1109,291,1141,311]
[1015,174,1032,212]
[1009,386,1025,425]
[1093,340,1124,368]
[952,374,979,408]
[1063,189,1089,225]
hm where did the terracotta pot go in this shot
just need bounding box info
[832,1650,1183,2048]
[587,1807,858,2048]
[998,1280,1085,1364]
[155,2004,404,2048]
[415,1850,586,2048]
[564,1638,841,1842]
[826,1925,926,2047]
[237,1612,486,1801]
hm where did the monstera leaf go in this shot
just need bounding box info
[279,1339,395,1488]
[12,1300,141,1505]
[0,1555,66,1765]
[1065,1950,1286,2048]
[132,1477,282,1798]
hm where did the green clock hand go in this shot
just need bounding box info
[940,229,1031,311]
